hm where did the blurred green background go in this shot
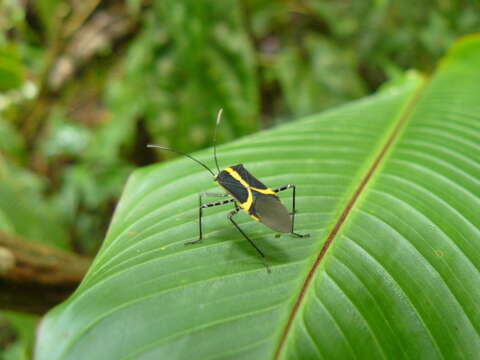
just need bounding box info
[0,0,478,358]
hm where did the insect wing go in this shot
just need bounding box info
[253,193,291,233]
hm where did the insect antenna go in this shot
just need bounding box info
[147,144,216,177]
[213,108,223,174]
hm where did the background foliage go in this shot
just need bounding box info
[0,0,479,358]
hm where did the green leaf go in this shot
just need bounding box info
[1,312,38,360]
[275,35,366,117]
[33,0,62,40]
[0,168,68,249]
[0,46,24,91]
[36,36,480,359]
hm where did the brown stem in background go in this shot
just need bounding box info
[20,0,146,153]
[0,232,92,314]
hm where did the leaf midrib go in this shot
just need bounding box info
[273,78,429,360]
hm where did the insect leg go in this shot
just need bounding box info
[186,194,204,245]
[228,208,271,273]
[274,184,310,238]
[185,195,235,245]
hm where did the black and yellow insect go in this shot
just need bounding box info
[148,109,309,272]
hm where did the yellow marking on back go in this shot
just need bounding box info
[224,167,255,212]
[251,187,276,195]
[223,167,253,213]
[221,168,277,221]
[224,167,249,187]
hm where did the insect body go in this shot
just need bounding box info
[217,164,293,233]
[148,110,309,272]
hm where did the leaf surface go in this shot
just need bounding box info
[36,36,480,360]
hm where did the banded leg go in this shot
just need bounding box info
[228,208,271,273]
[274,184,310,238]
[185,193,235,245]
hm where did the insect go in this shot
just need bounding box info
[148,109,309,272]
